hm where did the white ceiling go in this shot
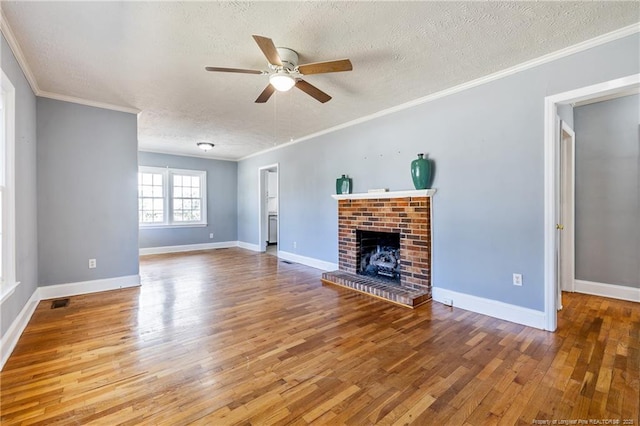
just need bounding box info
[2,2,638,160]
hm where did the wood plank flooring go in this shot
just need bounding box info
[1,248,638,425]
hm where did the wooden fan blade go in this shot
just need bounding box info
[252,35,282,66]
[255,84,276,103]
[205,66,263,75]
[297,59,352,75]
[295,80,332,103]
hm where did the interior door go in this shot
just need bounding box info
[560,122,575,293]
[555,119,576,310]
[555,118,564,311]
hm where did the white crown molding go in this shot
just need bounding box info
[0,9,39,94]
[0,11,140,115]
[139,241,238,256]
[239,23,640,162]
[432,287,547,330]
[574,280,640,303]
[0,287,39,370]
[38,90,140,115]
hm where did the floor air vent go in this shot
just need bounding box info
[51,298,69,309]
[281,260,294,264]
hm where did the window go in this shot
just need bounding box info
[1,69,17,303]
[138,166,207,227]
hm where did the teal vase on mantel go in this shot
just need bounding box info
[411,153,432,190]
[336,174,352,194]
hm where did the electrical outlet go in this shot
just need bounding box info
[513,273,523,286]
[293,241,297,249]
[89,259,97,269]
[209,233,214,239]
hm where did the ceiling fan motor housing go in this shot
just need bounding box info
[276,47,299,71]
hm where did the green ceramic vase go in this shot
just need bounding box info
[411,153,431,190]
[336,174,352,194]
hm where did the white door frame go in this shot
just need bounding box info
[543,73,640,331]
[257,163,279,252]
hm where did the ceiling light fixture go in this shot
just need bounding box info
[197,142,214,151]
[269,72,295,92]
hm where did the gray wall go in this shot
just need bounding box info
[1,35,38,337]
[574,94,640,287]
[238,33,640,312]
[37,98,139,286]
[138,152,238,248]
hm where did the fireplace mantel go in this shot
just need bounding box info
[331,189,436,200]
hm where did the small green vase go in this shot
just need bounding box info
[336,174,352,194]
[411,153,431,190]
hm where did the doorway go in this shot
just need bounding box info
[543,73,640,331]
[258,164,279,254]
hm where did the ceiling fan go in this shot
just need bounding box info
[205,35,352,104]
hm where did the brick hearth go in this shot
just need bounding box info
[322,190,435,308]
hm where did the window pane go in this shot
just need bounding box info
[139,168,205,226]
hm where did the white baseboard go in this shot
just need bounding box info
[139,241,238,255]
[237,241,261,252]
[574,280,640,302]
[277,251,338,272]
[38,275,140,300]
[432,287,546,330]
[1,288,40,369]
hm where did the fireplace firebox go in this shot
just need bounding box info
[357,230,401,283]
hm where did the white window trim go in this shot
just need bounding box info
[138,166,208,228]
[0,69,19,303]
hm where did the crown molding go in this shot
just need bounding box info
[38,90,140,114]
[240,22,640,161]
[0,9,39,94]
[1,10,140,115]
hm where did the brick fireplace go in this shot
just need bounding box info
[321,190,435,308]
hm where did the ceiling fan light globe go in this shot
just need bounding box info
[197,142,214,151]
[269,74,295,92]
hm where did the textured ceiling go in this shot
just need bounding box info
[2,2,639,160]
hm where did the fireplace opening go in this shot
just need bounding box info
[356,230,401,284]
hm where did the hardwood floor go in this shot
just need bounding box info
[1,248,638,425]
